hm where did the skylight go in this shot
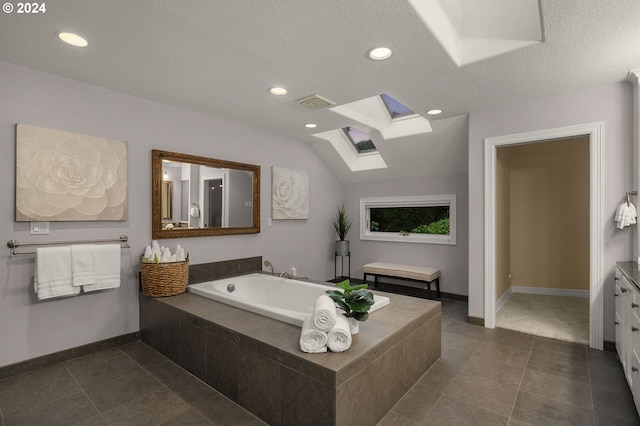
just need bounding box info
[380,94,415,119]
[343,126,377,154]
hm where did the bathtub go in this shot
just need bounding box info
[187,272,390,327]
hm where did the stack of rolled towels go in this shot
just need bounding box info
[300,295,352,353]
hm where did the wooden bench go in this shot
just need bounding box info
[362,262,441,300]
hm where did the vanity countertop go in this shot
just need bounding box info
[617,261,640,290]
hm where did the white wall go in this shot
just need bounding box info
[344,174,469,296]
[0,60,343,367]
[468,82,634,341]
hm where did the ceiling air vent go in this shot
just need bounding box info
[295,94,335,110]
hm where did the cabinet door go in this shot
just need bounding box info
[630,286,640,395]
[616,269,625,361]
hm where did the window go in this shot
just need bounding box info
[342,126,377,155]
[360,195,456,244]
[380,93,416,120]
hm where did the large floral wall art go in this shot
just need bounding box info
[15,124,128,221]
[271,166,309,220]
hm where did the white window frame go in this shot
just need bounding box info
[360,194,456,245]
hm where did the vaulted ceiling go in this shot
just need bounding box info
[1,0,639,183]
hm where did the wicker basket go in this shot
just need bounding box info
[140,256,189,297]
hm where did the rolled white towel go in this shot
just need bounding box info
[299,315,328,353]
[327,315,352,353]
[311,295,337,332]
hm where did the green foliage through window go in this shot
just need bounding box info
[369,206,449,235]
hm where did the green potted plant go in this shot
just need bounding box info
[326,279,374,334]
[333,202,352,257]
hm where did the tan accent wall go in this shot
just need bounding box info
[501,137,590,292]
[495,148,512,299]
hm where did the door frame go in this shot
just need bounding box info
[484,122,604,349]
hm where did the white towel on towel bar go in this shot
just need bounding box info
[71,244,96,287]
[615,202,637,229]
[82,244,121,292]
[35,246,80,300]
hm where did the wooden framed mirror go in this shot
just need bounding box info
[152,149,260,239]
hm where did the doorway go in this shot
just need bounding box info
[204,178,223,227]
[494,137,590,344]
[484,122,604,349]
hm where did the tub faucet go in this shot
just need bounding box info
[264,260,274,275]
[280,271,292,279]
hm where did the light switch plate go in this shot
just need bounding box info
[30,221,50,235]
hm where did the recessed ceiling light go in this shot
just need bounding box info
[427,109,442,115]
[57,32,88,47]
[368,47,392,60]
[269,87,288,96]
[304,123,318,129]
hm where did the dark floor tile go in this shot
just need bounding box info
[101,387,191,425]
[526,352,589,384]
[511,390,594,426]
[484,328,535,351]
[84,367,163,412]
[531,336,588,363]
[119,340,168,368]
[146,360,192,386]
[389,376,443,422]
[64,347,123,372]
[592,383,639,425]
[473,340,531,368]
[162,408,212,425]
[377,410,422,426]
[193,395,257,426]
[75,414,108,426]
[588,350,629,392]
[424,394,508,425]
[414,363,458,395]
[169,375,221,404]
[446,370,519,417]
[0,364,82,418]
[461,353,526,388]
[68,354,142,389]
[3,391,98,426]
[520,368,592,410]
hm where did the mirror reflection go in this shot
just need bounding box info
[152,150,260,239]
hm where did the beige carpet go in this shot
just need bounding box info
[496,293,589,344]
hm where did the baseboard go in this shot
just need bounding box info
[467,316,485,326]
[603,340,617,353]
[0,332,139,380]
[496,287,513,312]
[511,286,589,298]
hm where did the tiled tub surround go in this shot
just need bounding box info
[139,288,441,425]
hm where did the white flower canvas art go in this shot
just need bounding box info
[15,124,128,221]
[272,166,309,220]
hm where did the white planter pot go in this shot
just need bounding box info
[348,317,360,334]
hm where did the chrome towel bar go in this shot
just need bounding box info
[7,235,129,256]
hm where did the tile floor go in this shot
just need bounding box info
[496,293,590,345]
[0,299,638,425]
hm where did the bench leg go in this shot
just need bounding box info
[435,277,440,299]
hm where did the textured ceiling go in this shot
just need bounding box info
[1,0,639,183]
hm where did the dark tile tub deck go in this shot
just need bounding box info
[139,288,441,425]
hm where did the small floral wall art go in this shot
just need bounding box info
[15,124,128,221]
[272,166,309,220]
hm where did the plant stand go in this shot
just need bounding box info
[334,251,351,280]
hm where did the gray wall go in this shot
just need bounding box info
[468,82,634,341]
[344,174,469,296]
[228,169,253,227]
[0,60,343,367]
